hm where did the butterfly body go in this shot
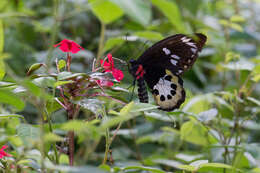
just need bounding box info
[130,33,207,111]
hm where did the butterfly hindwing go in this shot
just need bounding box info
[152,69,185,111]
[130,33,207,111]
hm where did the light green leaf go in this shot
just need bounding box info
[54,80,74,88]
[17,124,40,146]
[134,31,164,41]
[57,72,86,80]
[61,120,87,132]
[252,74,260,82]
[89,0,123,24]
[180,119,218,146]
[44,133,63,142]
[58,59,66,70]
[123,166,166,173]
[230,15,245,23]
[103,37,125,52]
[247,97,260,106]
[0,19,4,53]
[222,60,254,71]
[0,59,5,80]
[151,0,185,32]
[33,77,56,88]
[230,22,243,32]
[0,89,25,111]
[0,114,24,119]
[109,0,151,26]
[26,63,45,76]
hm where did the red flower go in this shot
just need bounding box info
[54,39,83,54]
[100,54,124,82]
[97,79,114,87]
[0,145,12,159]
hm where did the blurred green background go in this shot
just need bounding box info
[1,0,260,172]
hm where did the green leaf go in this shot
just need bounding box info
[17,124,40,146]
[44,132,63,142]
[109,0,151,26]
[0,114,24,119]
[32,77,56,88]
[230,15,245,23]
[233,151,250,169]
[247,97,260,106]
[89,0,124,24]
[123,166,166,173]
[103,37,125,52]
[61,120,88,132]
[0,59,5,80]
[57,72,86,80]
[26,63,45,76]
[101,102,138,129]
[252,168,260,173]
[54,80,74,87]
[134,31,164,41]
[151,0,185,32]
[230,22,243,32]
[46,98,63,114]
[222,60,254,71]
[0,19,4,53]
[0,89,25,111]
[58,59,66,70]
[180,119,218,146]
[252,74,260,82]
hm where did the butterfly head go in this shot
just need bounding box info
[129,59,145,80]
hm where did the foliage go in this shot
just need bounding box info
[0,0,260,172]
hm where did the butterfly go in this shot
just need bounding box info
[129,33,207,111]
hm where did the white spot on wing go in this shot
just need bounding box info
[181,37,191,43]
[186,42,197,48]
[178,70,183,74]
[191,48,197,53]
[153,76,172,97]
[171,54,180,60]
[170,59,178,65]
[162,48,171,55]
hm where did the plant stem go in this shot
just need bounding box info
[102,128,110,165]
[46,0,60,68]
[96,22,106,68]
[66,52,72,72]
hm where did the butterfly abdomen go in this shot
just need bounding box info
[129,60,148,103]
[137,78,148,103]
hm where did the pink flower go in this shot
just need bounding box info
[100,54,124,82]
[97,79,114,87]
[54,39,83,54]
[0,145,12,159]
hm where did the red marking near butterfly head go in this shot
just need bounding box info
[135,65,145,79]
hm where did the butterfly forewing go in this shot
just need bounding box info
[130,33,207,111]
[137,33,207,75]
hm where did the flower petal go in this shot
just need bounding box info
[54,39,83,53]
[112,68,124,81]
[107,54,114,68]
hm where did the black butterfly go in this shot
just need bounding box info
[129,33,207,111]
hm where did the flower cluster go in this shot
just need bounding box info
[0,145,11,159]
[54,39,124,87]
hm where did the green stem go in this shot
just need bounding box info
[96,22,106,68]
[46,0,60,67]
[102,128,110,165]
[47,112,59,164]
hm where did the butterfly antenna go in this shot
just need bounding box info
[126,77,136,101]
